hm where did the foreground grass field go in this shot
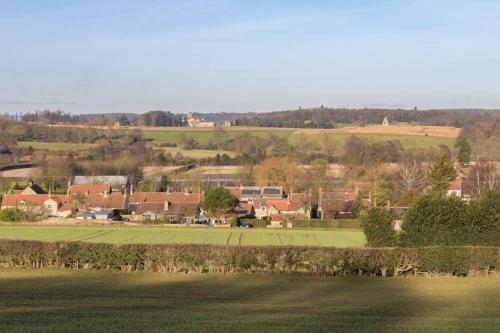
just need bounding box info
[0,269,498,332]
[0,225,365,247]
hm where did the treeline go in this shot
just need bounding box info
[0,240,497,277]
[135,111,185,127]
[458,117,500,160]
[234,108,500,128]
[21,110,87,124]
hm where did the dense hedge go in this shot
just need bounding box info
[0,240,497,277]
[401,191,500,246]
[292,219,361,229]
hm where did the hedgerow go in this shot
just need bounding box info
[0,239,497,277]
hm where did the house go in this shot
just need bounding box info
[186,113,215,127]
[68,184,112,196]
[447,180,462,198]
[269,214,285,228]
[253,192,311,220]
[20,181,45,195]
[134,201,200,222]
[226,186,284,202]
[80,192,127,213]
[73,176,129,192]
[128,191,202,222]
[234,203,255,218]
[318,187,366,219]
[1,193,73,217]
[287,191,312,219]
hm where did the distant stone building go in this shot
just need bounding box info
[382,116,390,126]
[186,113,215,128]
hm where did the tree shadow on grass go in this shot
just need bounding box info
[0,270,498,332]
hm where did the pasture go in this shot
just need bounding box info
[0,269,498,332]
[154,146,238,158]
[141,126,294,144]
[137,125,457,149]
[17,141,96,151]
[0,225,365,247]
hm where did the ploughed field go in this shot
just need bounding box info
[0,225,365,247]
[0,269,498,332]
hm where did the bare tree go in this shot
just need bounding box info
[467,160,498,197]
[394,160,425,193]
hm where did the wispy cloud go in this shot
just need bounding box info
[4,100,78,105]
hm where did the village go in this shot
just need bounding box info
[0,173,466,229]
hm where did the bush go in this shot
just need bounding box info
[467,191,500,246]
[401,191,500,247]
[400,194,469,246]
[0,240,497,277]
[0,208,25,222]
[360,207,396,247]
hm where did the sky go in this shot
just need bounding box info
[1,0,500,114]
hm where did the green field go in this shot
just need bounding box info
[0,225,365,247]
[141,127,294,144]
[17,141,96,151]
[137,127,454,149]
[0,269,498,332]
[156,146,238,158]
[291,132,455,149]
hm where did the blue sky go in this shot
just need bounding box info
[1,0,500,114]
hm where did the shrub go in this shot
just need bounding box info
[400,194,469,246]
[467,191,500,246]
[0,240,497,277]
[360,207,396,247]
[0,208,25,222]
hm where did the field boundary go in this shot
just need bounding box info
[0,239,497,277]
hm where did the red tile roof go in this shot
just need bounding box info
[58,203,73,212]
[266,199,289,212]
[234,203,254,216]
[166,192,203,204]
[1,194,70,208]
[129,192,167,203]
[271,214,284,222]
[448,180,462,191]
[129,192,203,204]
[69,184,111,195]
[1,194,48,206]
[135,202,166,215]
[82,193,125,210]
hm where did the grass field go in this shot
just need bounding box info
[17,141,96,151]
[155,146,238,158]
[291,132,456,149]
[0,269,498,332]
[0,225,365,247]
[141,126,294,144]
[137,125,456,149]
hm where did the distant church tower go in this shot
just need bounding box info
[382,116,390,126]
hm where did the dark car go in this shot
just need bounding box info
[239,222,253,228]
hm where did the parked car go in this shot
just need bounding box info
[239,222,253,228]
